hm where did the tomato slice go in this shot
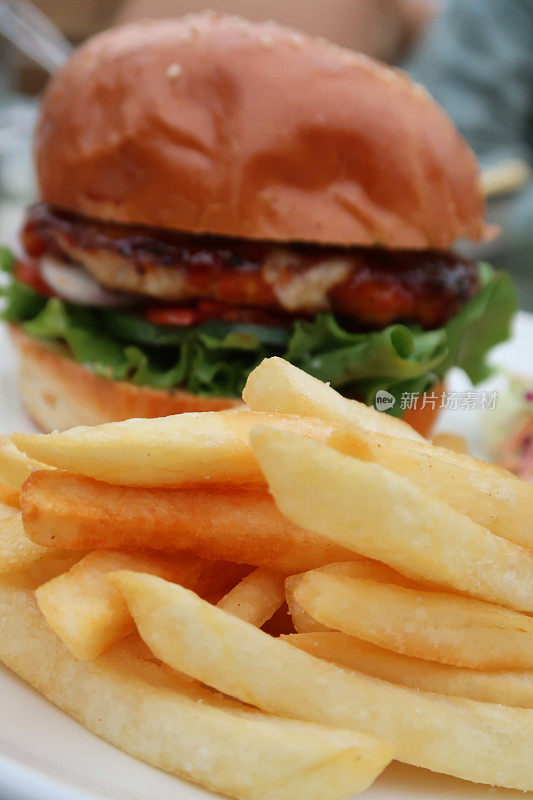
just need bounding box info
[15,260,55,297]
[144,306,200,326]
[144,301,292,328]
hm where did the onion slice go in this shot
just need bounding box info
[40,257,137,308]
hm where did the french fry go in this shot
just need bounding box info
[111,571,533,790]
[432,433,469,454]
[285,561,420,634]
[0,481,19,507]
[24,550,87,585]
[286,587,327,634]
[0,511,50,573]
[291,569,533,669]
[283,632,533,709]
[0,436,51,489]
[21,471,355,573]
[36,550,248,659]
[218,568,286,627]
[120,631,160,662]
[0,501,18,521]
[0,571,391,800]
[294,560,419,587]
[250,428,533,612]
[329,424,533,550]
[243,357,423,441]
[12,411,333,487]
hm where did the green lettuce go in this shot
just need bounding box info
[0,247,15,274]
[0,256,517,414]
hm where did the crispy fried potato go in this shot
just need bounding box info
[286,588,327,634]
[243,357,423,441]
[283,632,533,709]
[12,411,333,487]
[329,424,533,550]
[0,511,50,573]
[292,569,533,670]
[0,436,51,489]
[251,429,533,612]
[36,550,247,659]
[0,572,391,800]
[0,481,19,507]
[285,561,419,634]
[111,571,533,789]
[120,631,160,662]
[432,433,469,454]
[0,502,18,521]
[218,568,286,627]
[24,551,86,584]
[21,471,355,573]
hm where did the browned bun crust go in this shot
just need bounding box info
[9,325,439,436]
[36,12,488,250]
[8,325,240,432]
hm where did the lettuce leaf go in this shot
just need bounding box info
[0,247,15,274]
[1,279,47,322]
[0,258,517,412]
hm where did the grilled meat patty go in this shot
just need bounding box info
[22,204,480,329]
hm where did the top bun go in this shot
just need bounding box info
[35,12,488,249]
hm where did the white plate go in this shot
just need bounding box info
[0,316,532,800]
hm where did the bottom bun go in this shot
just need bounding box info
[8,325,240,432]
[9,325,441,436]
[403,386,444,439]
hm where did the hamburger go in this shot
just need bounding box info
[1,13,516,434]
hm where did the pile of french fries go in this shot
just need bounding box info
[1,356,533,799]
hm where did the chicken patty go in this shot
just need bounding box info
[22,204,480,329]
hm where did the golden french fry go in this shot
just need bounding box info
[482,158,531,198]
[0,502,18,521]
[0,481,19,507]
[36,550,247,659]
[120,631,161,662]
[0,436,51,489]
[111,571,533,790]
[285,586,327,633]
[21,471,355,573]
[25,551,86,584]
[12,411,333,487]
[218,567,286,627]
[261,604,295,637]
[432,433,469,454]
[299,560,419,587]
[329,424,533,550]
[285,561,419,634]
[250,428,533,612]
[283,632,533,709]
[0,571,391,800]
[0,511,50,573]
[243,357,423,441]
[292,569,533,670]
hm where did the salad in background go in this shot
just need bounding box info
[484,374,533,480]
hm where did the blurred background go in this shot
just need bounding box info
[0,0,532,309]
